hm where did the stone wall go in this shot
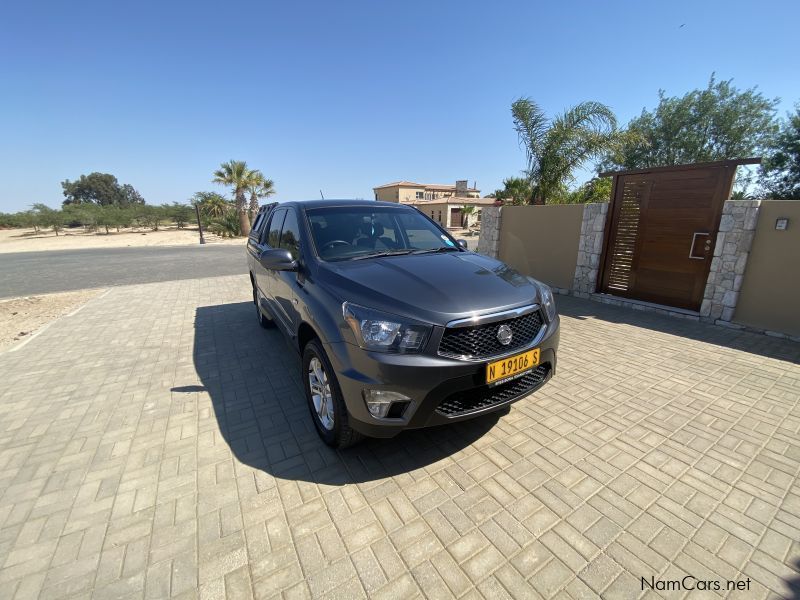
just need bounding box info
[572,203,609,296]
[476,205,501,258]
[700,200,761,324]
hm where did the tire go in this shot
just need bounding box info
[302,339,363,449]
[252,283,274,329]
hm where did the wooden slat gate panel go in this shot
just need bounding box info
[604,178,650,293]
[598,165,733,311]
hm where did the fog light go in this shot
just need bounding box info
[362,390,412,419]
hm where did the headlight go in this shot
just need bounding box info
[539,284,557,321]
[342,302,431,353]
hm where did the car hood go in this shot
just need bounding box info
[319,252,542,325]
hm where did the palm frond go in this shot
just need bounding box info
[511,98,549,174]
[260,179,276,197]
[511,99,622,203]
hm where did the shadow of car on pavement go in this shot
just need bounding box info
[186,301,503,485]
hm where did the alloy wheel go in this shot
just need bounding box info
[308,357,334,430]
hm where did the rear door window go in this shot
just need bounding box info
[251,211,267,236]
[265,209,286,247]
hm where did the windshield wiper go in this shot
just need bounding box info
[350,249,416,260]
[410,246,460,255]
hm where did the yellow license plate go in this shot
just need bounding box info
[486,349,539,385]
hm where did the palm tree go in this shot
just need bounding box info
[246,171,276,223]
[213,160,252,236]
[460,205,476,229]
[192,191,229,218]
[511,98,620,204]
[493,177,533,205]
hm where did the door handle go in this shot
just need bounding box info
[689,232,711,260]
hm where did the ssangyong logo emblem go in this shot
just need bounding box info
[497,324,513,346]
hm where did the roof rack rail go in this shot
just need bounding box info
[259,202,279,214]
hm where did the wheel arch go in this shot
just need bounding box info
[297,321,320,352]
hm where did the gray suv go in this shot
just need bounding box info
[247,200,559,448]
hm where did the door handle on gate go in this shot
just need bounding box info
[689,232,711,259]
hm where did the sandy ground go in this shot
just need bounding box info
[0,226,243,253]
[0,224,478,254]
[0,289,105,352]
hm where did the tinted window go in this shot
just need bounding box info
[266,209,286,247]
[397,212,444,248]
[306,206,457,261]
[279,209,301,260]
[251,211,267,235]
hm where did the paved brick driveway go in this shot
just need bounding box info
[0,275,798,599]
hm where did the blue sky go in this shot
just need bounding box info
[1,0,798,212]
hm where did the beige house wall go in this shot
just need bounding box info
[733,200,800,336]
[398,186,426,203]
[497,205,584,290]
[375,188,399,202]
[376,186,432,203]
[416,202,449,226]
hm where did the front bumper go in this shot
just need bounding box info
[324,316,560,438]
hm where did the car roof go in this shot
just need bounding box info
[261,199,412,211]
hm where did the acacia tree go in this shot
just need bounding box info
[603,75,779,172]
[61,172,146,206]
[31,204,64,236]
[512,98,620,204]
[213,160,252,236]
[760,105,800,199]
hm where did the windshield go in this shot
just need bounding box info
[306,206,460,261]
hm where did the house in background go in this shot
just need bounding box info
[372,179,495,228]
[373,180,481,203]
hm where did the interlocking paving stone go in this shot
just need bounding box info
[0,275,798,598]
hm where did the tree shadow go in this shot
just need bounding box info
[557,295,800,364]
[11,230,56,239]
[193,301,502,485]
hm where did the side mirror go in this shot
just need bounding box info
[259,248,298,271]
[456,239,469,250]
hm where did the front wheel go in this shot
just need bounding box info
[302,339,363,449]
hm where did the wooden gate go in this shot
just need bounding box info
[597,159,759,311]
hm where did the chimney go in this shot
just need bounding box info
[455,180,468,196]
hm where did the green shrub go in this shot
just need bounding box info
[208,210,242,238]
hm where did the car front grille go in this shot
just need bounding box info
[438,310,544,359]
[435,363,550,417]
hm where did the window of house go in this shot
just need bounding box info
[415,191,424,199]
[438,211,442,222]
